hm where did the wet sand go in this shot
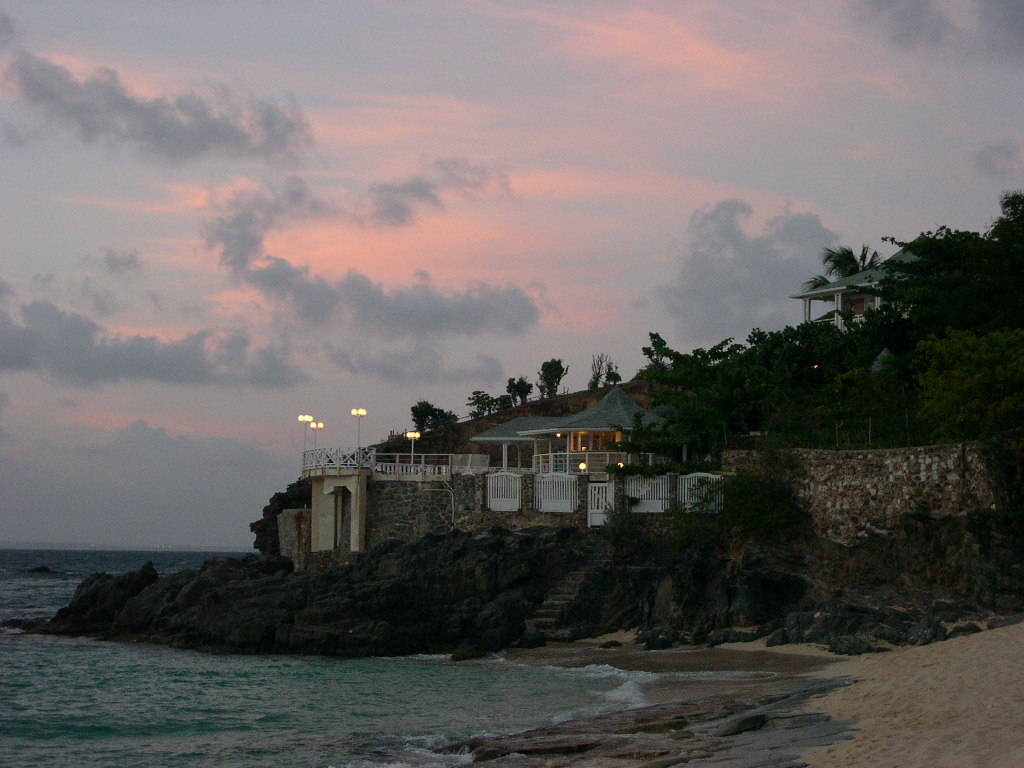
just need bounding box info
[461,621,1024,766]
[445,635,852,766]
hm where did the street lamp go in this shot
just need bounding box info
[310,421,324,448]
[298,414,313,449]
[351,408,367,466]
[406,430,420,465]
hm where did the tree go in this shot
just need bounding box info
[879,190,1024,337]
[803,244,882,291]
[466,390,497,419]
[506,376,533,405]
[605,362,622,386]
[589,353,612,390]
[410,400,458,432]
[537,359,568,398]
[916,329,1024,442]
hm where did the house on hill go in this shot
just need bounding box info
[285,387,721,567]
[470,386,662,473]
[790,251,912,327]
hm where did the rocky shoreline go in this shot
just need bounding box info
[16,513,1024,659]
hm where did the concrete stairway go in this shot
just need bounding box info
[524,537,612,638]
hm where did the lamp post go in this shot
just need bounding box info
[351,408,366,467]
[406,430,420,466]
[298,414,313,449]
[310,420,324,448]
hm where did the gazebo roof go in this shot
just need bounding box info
[470,416,562,444]
[517,387,660,436]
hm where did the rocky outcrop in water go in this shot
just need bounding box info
[34,510,1024,657]
[35,527,588,656]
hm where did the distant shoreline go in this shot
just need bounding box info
[0,542,254,553]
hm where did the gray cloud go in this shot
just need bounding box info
[857,0,959,46]
[3,40,313,163]
[203,166,538,337]
[0,419,295,548]
[975,0,1024,58]
[0,10,19,50]
[658,199,838,347]
[974,136,1024,176]
[0,300,304,388]
[102,249,142,275]
[0,278,13,303]
[362,158,509,226]
[336,270,538,338]
[333,342,503,386]
[78,277,123,316]
[856,0,1024,60]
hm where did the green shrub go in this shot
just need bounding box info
[719,471,804,535]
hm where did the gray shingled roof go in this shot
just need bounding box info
[469,416,563,444]
[517,388,660,435]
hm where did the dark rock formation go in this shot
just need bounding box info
[35,510,1024,658]
[251,477,311,556]
[36,527,587,656]
[564,511,1024,654]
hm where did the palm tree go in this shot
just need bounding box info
[802,245,882,291]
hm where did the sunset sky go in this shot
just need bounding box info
[1,1,1022,547]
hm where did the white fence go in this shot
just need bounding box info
[303,446,376,473]
[623,475,672,513]
[535,473,576,513]
[679,472,723,512]
[487,472,522,512]
[305,449,490,477]
[587,481,613,527]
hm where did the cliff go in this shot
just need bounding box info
[31,509,1024,657]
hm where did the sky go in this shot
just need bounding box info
[1,1,1022,548]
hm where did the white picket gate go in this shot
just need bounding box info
[623,475,672,513]
[535,473,576,513]
[587,481,613,527]
[487,472,521,512]
[678,472,723,512]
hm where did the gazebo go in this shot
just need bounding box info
[470,387,661,475]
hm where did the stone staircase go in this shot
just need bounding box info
[524,537,612,639]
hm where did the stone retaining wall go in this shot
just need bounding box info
[365,474,585,548]
[723,443,995,546]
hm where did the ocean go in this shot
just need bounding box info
[0,548,656,768]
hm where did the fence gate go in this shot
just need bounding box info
[535,474,576,513]
[678,472,723,512]
[587,482,613,527]
[487,472,521,512]
[624,475,672,513]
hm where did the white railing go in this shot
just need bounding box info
[532,451,629,474]
[487,472,522,512]
[535,473,577,513]
[679,472,723,512]
[304,449,490,477]
[624,474,672,513]
[303,446,377,473]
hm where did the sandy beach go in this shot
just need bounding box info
[468,622,1024,767]
[796,619,1024,767]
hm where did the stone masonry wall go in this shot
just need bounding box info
[723,443,995,546]
[365,473,586,549]
[277,509,310,570]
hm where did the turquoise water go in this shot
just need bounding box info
[0,549,652,768]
